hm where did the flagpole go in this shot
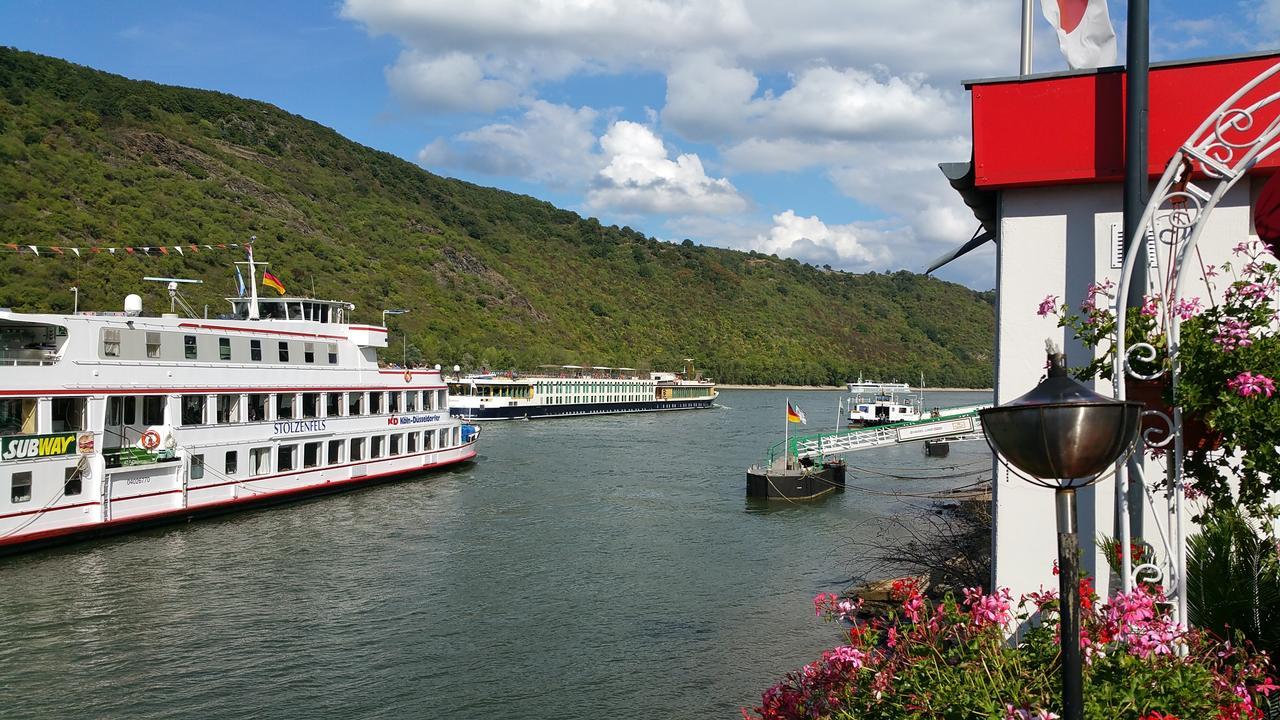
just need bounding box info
[784,397,790,470]
[1019,0,1034,76]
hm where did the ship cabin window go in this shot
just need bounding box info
[407,432,418,453]
[190,454,205,480]
[123,397,137,425]
[423,391,435,411]
[388,392,400,414]
[219,337,232,361]
[303,442,321,469]
[278,342,289,363]
[325,393,340,417]
[103,328,121,357]
[287,302,303,320]
[106,397,123,427]
[304,343,315,364]
[217,395,240,424]
[423,430,434,450]
[184,335,198,360]
[248,394,268,423]
[146,332,161,358]
[327,343,338,364]
[142,396,165,426]
[405,392,417,413]
[278,445,296,472]
[6,397,50,436]
[436,390,447,410]
[250,340,262,362]
[225,450,238,475]
[181,395,207,426]
[11,471,32,503]
[390,434,401,455]
[347,392,363,417]
[371,436,384,459]
[50,397,86,432]
[64,466,83,496]
[327,439,343,465]
[369,392,383,415]
[276,394,295,420]
[251,447,271,476]
[452,427,460,446]
[351,437,365,461]
[301,393,319,419]
[260,302,286,320]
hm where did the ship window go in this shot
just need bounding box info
[347,392,363,417]
[124,396,137,425]
[301,393,319,419]
[64,466,83,496]
[251,447,271,476]
[217,395,240,424]
[106,397,123,427]
[278,342,289,363]
[369,392,383,415]
[351,437,365,461]
[51,397,86,432]
[437,390,447,410]
[248,394,267,422]
[103,328,121,357]
[225,450,238,475]
[423,430,434,450]
[278,445,296,472]
[388,392,400,414]
[190,454,205,480]
[219,337,232,361]
[304,343,315,364]
[276,394,295,420]
[407,432,418,453]
[303,442,321,469]
[423,390,434,411]
[390,434,401,455]
[142,396,165,426]
[452,427,460,446]
[146,332,161,358]
[327,343,338,364]
[405,392,417,412]
[184,335,198,360]
[327,439,343,464]
[370,435,384,459]
[11,471,32,503]
[325,393,340,417]
[250,339,262,362]
[181,395,206,426]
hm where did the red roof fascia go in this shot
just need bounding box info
[970,53,1280,189]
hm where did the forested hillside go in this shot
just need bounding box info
[0,48,995,386]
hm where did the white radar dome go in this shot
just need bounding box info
[124,294,143,316]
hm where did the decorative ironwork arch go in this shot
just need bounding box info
[1112,61,1280,626]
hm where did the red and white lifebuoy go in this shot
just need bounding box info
[404,369,413,383]
[140,430,161,450]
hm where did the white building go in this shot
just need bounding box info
[945,51,1280,601]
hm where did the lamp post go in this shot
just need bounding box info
[381,309,410,366]
[979,346,1142,720]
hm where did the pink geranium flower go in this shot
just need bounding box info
[1037,295,1059,317]
[1227,371,1276,398]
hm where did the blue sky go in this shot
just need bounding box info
[1,0,1271,289]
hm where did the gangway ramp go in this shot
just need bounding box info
[769,404,991,464]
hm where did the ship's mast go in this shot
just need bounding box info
[234,236,267,321]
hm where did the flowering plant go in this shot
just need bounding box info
[747,577,1276,720]
[1036,279,1173,382]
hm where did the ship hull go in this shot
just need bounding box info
[746,460,846,500]
[450,398,715,421]
[0,443,477,556]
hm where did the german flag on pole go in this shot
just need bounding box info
[786,402,806,424]
[262,270,286,295]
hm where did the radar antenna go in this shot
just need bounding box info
[143,276,204,318]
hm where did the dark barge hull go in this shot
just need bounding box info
[746,460,846,500]
[451,398,715,420]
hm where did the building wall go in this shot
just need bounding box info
[992,178,1256,600]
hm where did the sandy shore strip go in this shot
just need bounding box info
[715,384,993,392]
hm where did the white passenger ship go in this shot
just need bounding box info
[447,360,717,420]
[0,249,479,554]
[846,377,924,427]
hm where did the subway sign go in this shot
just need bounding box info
[1,432,77,461]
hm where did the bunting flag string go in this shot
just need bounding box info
[1,242,241,257]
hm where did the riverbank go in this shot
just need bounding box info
[716,384,993,392]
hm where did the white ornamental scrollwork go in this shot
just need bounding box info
[1123,342,1166,382]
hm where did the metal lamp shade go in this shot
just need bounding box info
[980,359,1143,488]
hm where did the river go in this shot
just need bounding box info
[0,389,990,719]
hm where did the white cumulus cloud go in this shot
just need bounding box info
[585,121,748,216]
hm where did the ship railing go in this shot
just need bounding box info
[763,403,992,465]
[0,350,60,366]
[103,447,177,469]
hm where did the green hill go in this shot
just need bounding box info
[0,47,994,387]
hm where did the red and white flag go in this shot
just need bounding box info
[1041,0,1117,70]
